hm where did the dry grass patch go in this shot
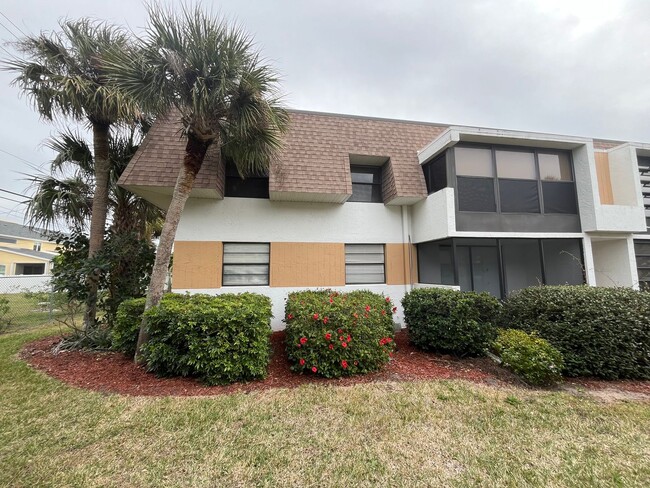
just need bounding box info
[1,328,649,487]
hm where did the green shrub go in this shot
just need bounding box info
[493,329,564,386]
[501,286,650,379]
[141,293,273,385]
[0,297,10,333]
[111,297,146,357]
[285,289,396,378]
[402,288,500,356]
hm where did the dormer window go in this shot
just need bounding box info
[224,159,269,199]
[349,155,387,203]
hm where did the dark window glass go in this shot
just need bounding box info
[542,239,583,285]
[542,181,577,214]
[225,160,269,199]
[457,177,496,212]
[350,165,382,202]
[501,240,543,296]
[18,263,46,275]
[498,179,540,213]
[423,153,447,194]
[416,241,454,284]
[0,236,17,244]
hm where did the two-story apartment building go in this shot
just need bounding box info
[0,220,57,276]
[118,110,649,329]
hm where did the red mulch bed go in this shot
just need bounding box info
[20,331,649,397]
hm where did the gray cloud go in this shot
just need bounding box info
[0,0,648,220]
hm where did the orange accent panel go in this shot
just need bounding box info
[172,241,222,289]
[270,242,345,287]
[386,243,418,285]
[595,152,614,205]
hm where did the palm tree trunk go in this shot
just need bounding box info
[83,122,111,330]
[134,134,211,363]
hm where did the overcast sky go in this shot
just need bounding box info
[0,0,648,223]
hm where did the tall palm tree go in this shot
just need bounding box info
[5,19,141,329]
[106,5,289,359]
[26,127,164,239]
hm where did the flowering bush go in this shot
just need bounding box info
[492,329,564,386]
[285,289,396,378]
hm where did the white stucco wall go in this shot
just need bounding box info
[176,198,408,244]
[591,236,638,288]
[409,188,455,243]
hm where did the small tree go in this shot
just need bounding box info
[106,5,288,360]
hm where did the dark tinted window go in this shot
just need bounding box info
[225,160,269,198]
[542,181,578,214]
[457,177,496,212]
[423,153,447,194]
[499,179,540,213]
[350,165,382,202]
[0,236,17,244]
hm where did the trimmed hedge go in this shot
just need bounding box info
[501,286,650,379]
[493,329,564,386]
[402,288,500,356]
[285,289,396,378]
[111,297,146,357]
[141,293,273,385]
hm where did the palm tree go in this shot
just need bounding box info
[106,5,289,359]
[5,19,141,329]
[26,126,164,239]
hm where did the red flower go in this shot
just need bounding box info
[385,296,391,303]
[300,337,308,344]
[347,335,351,342]
[365,305,371,312]
[353,313,358,319]
[339,336,344,341]
[312,366,318,373]
[381,310,386,315]
[341,342,348,348]
[323,317,329,324]
[392,306,397,313]
[287,313,294,320]
[337,328,343,334]
[329,343,334,350]
[313,313,319,320]
[299,358,305,365]
[329,298,333,303]
[341,360,348,369]
[325,333,332,340]
[297,344,301,348]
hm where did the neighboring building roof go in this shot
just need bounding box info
[0,246,56,261]
[117,109,632,204]
[0,220,50,241]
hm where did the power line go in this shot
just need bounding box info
[0,18,20,42]
[0,188,29,199]
[0,12,27,38]
[0,148,35,165]
[0,195,24,204]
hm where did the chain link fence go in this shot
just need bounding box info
[0,275,69,333]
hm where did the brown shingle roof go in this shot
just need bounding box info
[119,110,447,203]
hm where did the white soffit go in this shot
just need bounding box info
[418,126,592,165]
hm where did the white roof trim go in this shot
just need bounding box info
[418,126,593,165]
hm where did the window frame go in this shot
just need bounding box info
[349,165,383,203]
[0,264,5,276]
[344,243,386,284]
[222,242,270,287]
[422,152,448,195]
[224,159,270,199]
[452,143,578,216]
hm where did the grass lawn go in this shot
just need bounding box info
[1,328,649,487]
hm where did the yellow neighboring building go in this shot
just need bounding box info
[0,220,58,276]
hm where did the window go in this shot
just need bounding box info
[350,165,382,202]
[222,243,270,286]
[33,242,42,252]
[0,236,17,244]
[345,244,385,284]
[637,156,650,234]
[634,240,650,291]
[15,263,45,275]
[453,144,577,215]
[224,159,269,198]
[422,152,447,194]
[0,264,5,276]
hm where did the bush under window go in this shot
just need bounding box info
[140,293,273,385]
[285,289,396,378]
[401,288,499,356]
[501,286,650,379]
